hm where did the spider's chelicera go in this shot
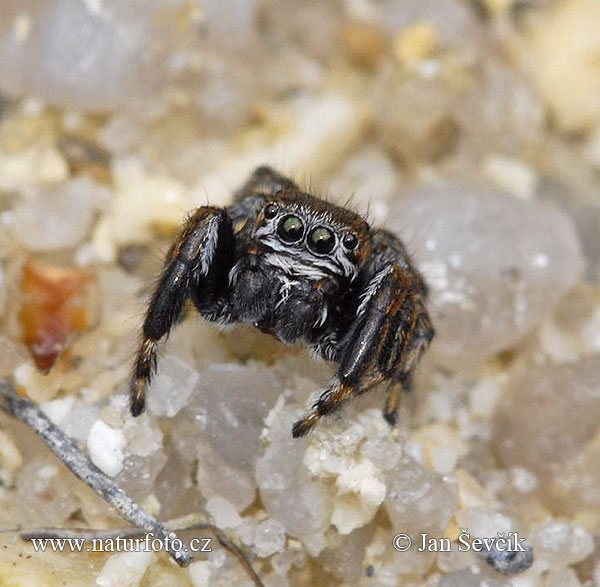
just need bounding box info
[130,166,434,437]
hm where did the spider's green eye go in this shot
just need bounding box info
[308,226,335,254]
[277,214,305,242]
[342,233,358,250]
[264,203,279,219]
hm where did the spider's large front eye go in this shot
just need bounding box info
[308,226,336,254]
[277,214,305,242]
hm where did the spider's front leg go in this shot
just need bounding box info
[130,207,235,416]
[292,264,433,437]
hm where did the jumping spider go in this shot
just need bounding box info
[130,166,433,437]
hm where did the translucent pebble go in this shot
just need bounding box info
[185,362,284,472]
[199,0,258,50]
[325,145,402,223]
[258,0,344,60]
[0,0,165,111]
[253,518,286,558]
[255,404,333,550]
[385,454,459,535]
[40,398,97,447]
[372,0,478,43]
[320,523,374,581]
[206,496,242,530]
[438,567,509,587]
[386,184,582,369]
[40,396,76,428]
[96,550,156,587]
[301,408,391,534]
[11,176,109,251]
[510,467,538,494]
[113,396,164,458]
[0,334,27,376]
[193,57,261,133]
[146,355,201,418]
[494,357,600,486]
[360,432,403,472]
[436,548,475,573]
[552,431,600,519]
[189,93,369,208]
[153,452,203,521]
[545,567,582,587]
[523,0,600,133]
[188,561,212,587]
[530,520,594,566]
[116,452,167,503]
[469,376,504,419]
[593,560,600,587]
[456,508,517,539]
[373,72,460,164]
[195,442,256,512]
[0,145,67,192]
[482,155,538,201]
[99,115,143,154]
[108,157,191,246]
[452,59,546,154]
[331,460,386,534]
[97,267,142,340]
[393,22,438,67]
[0,429,22,487]
[14,457,80,527]
[271,548,307,578]
[87,419,126,477]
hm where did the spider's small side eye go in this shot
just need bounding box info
[278,214,305,242]
[342,233,358,250]
[264,203,279,219]
[308,226,336,254]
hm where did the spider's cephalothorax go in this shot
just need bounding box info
[130,167,434,437]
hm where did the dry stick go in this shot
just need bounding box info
[0,381,264,587]
[21,514,265,587]
[0,382,191,566]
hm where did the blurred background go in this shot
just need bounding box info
[0,1,600,586]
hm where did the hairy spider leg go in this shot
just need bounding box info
[130,207,234,416]
[292,264,433,437]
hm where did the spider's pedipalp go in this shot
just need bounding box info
[130,206,234,417]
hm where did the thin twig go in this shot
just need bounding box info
[0,380,264,586]
[21,513,264,587]
[0,381,190,566]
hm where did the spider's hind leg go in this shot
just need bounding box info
[130,207,234,416]
[234,166,298,201]
[382,297,433,426]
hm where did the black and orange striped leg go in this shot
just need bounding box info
[130,207,234,417]
[383,371,413,425]
[383,382,402,426]
[292,264,433,437]
[292,379,357,438]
